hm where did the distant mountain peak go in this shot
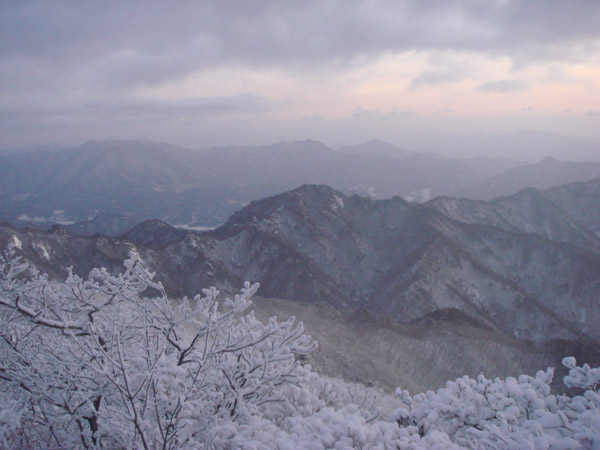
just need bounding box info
[457,156,600,200]
[268,139,332,152]
[291,183,340,196]
[538,156,561,165]
[339,140,414,159]
[126,218,176,233]
[360,139,398,149]
[219,184,345,230]
[49,224,70,236]
[122,219,183,249]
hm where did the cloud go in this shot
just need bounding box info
[353,106,381,119]
[434,108,457,115]
[410,68,466,89]
[0,94,276,130]
[1,1,600,147]
[476,79,530,93]
[2,1,600,90]
[302,114,324,122]
[2,2,600,95]
[588,110,600,116]
[352,106,414,120]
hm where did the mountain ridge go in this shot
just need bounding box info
[3,179,599,344]
[1,139,526,229]
[3,179,600,390]
[458,156,600,200]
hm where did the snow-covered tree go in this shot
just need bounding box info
[0,248,459,449]
[0,248,315,448]
[1,245,600,449]
[393,357,600,449]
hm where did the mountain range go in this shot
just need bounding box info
[2,178,599,391]
[458,156,600,200]
[10,138,600,231]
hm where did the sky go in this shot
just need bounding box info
[1,0,600,157]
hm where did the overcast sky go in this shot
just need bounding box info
[2,1,600,156]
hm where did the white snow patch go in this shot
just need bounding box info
[17,214,46,223]
[348,185,377,197]
[174,223,217,232]
[52,218,76,225]
[17,212,75,225]
[32,242,50,261]
[405,188,431,203]
[10,235,22,250]
[331,195,345,210]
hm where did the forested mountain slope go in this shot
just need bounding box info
[2,180,599,347]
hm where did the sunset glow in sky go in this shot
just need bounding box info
[1,1,599,152]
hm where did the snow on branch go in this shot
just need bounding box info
[0,249,317,448]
